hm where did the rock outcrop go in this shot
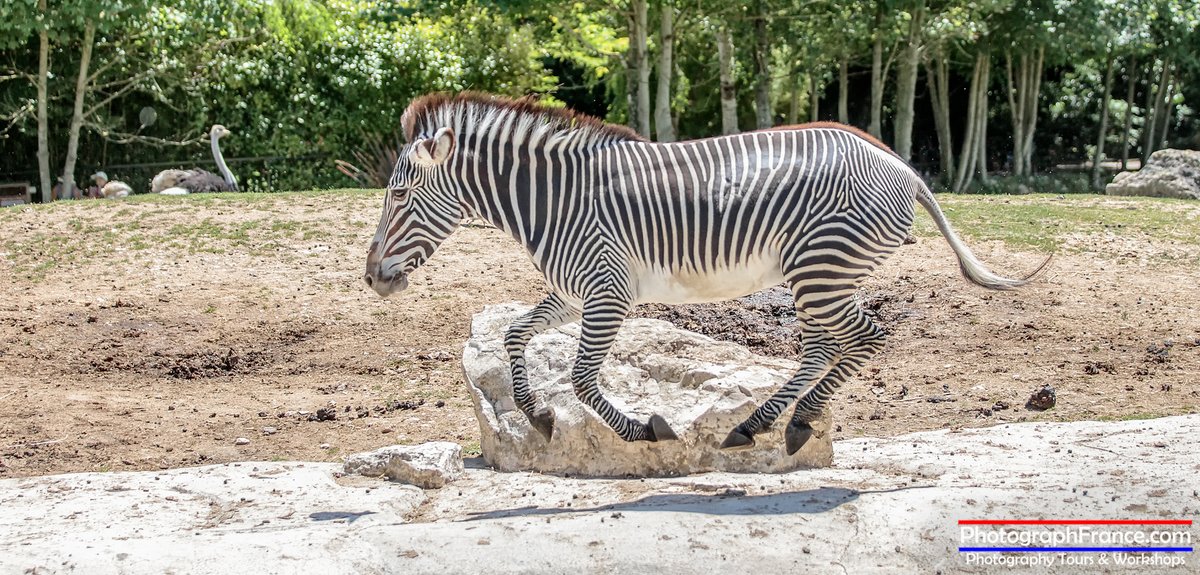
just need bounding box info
[462,303,832,476]
[343,442,463,488]
[1105,148,1200,199]
[5,416,1200,574]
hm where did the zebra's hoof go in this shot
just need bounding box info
[645,414,678,442]
[530,407,555,441]
[720,429,755,451]
[785,421,814,456]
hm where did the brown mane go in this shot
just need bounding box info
[401,91,646,144]
[759,122,901,160]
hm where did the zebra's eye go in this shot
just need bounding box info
[389,187,410,202]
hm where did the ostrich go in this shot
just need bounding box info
[152,125,239,195]
[91,172,132,198]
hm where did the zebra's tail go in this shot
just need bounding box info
[913,183,1051,290]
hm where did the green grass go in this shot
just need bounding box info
[461,440,482,457]
[915,193,1200,253]
[1097,412,1177,422]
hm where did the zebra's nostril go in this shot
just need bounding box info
[364,274,374,287]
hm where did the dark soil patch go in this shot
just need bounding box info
[632,285,913,359]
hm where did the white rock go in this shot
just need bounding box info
[343,442,463,489]
[234,437,250,446]
[462,303,832,476]
[3,416,1197,574]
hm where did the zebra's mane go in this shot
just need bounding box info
[400,92,646,150]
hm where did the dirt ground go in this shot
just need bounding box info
[0,192,1197,478]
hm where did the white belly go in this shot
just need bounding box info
[632,254,785,304]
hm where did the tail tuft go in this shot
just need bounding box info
[914,184,1050,290]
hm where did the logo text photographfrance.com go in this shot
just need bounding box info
[958,519,1193,569]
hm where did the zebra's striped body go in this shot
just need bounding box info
[365,93,1043,453]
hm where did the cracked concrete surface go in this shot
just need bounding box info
[2,415,1197,574]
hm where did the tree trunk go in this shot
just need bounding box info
[787,72,800,125]
[716,25,739,135]
[1019,46,1044,174]
[1005,49,1042,176]
[837,59,848,124]
[809,73,820,122]
[625,59,637,131]
[954,52,987,192]
[630,0,651,137]
[653,2,675,142]
[62,22,97,200]
[1090,53,1114,190]
[868,5,884,138]
[892,0,924,161]
[1155,64,1174,150]
[752,0,772,129]
[36,0,51,203]
[1142,59,1166,160]
[976,55,991,183]
[925,51,953,186]
[1120,55,1137,171]
[1004,52,1023,175]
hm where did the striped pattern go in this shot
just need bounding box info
[366,94,1039,449]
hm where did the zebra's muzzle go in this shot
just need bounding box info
[364,269,409,298]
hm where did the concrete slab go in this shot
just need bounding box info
[3,416,1197,574]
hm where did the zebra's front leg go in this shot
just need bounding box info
[573,296,678,442]
[504,293,581,441]
[720,319,839,451]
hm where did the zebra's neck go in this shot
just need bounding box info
[451,131,609,252]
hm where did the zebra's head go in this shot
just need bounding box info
[364,127,462,297]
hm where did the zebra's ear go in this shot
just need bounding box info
[410,127,455,167]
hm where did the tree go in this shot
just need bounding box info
[751,0,772,129]
[993,0,1066,176]
[59,1,151,200]
[37,0,50,201]
[891,0,924,161]
[715,21,738,134]
[654,1,676,142]
[629,0,651,136]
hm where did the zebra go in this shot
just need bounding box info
[364,93,1047,455]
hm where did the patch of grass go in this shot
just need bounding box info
[914,193,1200,253]
[461,440,482,457]
[1098,412,1169,422]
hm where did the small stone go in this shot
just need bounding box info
[343,442,463,489]
[234,437,250,446]
[261,427,277,436]
[1026,384,1057,410]
[319,443,332,450]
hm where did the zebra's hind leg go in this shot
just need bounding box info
[785,302,887,455]
[720,317,839,450]
[573,296,678,443]
[504,293,581,441]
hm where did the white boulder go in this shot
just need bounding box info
[343,441,463,489]
[1106,148,1200,199]
[462,303,832,476]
